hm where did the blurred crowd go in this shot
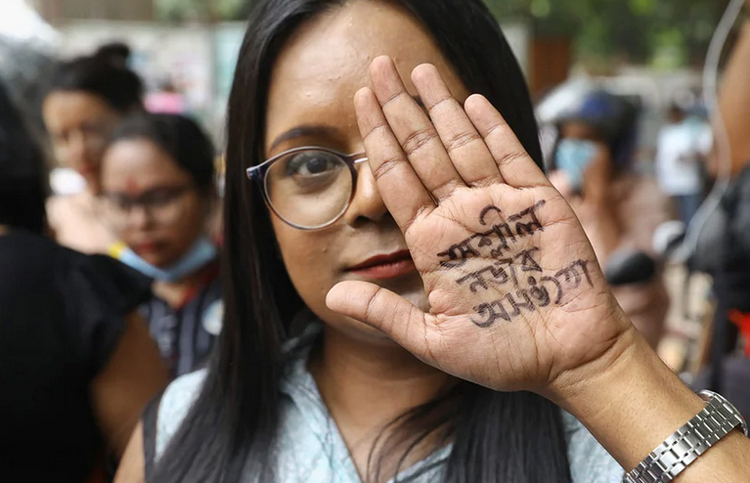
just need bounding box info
[1,0,750,482]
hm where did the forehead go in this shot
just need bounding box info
[560,121,601,141]
[101,139,188,189]
[264,0,467,154]
[43,91,113,128]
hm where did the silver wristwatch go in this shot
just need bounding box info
[623,390,748,483]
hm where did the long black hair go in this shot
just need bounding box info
[153,1,571,482]
[108,113,216,194]
[0,81,47,234]
[49,43,143,112]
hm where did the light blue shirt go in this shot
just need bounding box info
[156,330,625,482]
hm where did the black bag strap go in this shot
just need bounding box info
[142,394,163,481]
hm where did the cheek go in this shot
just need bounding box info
[273,220,338,313]
[167,199,208,242]
[86,142,108,164]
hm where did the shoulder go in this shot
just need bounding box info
[563,412,624,483]
[1,231,81,285]
[45,194,77,230]
[155,369,208,459]
[55,250,152,311]
[47,194,117,254]
[1,230,57,258]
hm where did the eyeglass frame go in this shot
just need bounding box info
[246,146,368,230]
[100,183,195,228]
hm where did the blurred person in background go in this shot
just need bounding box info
[101,113,221,378]
[655,104,710,225]
[43,43,144,254]
[549,91,670,348]
[0,80,168,481]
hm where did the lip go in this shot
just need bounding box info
[134,240,161,255]
[77,163,97,176]
[346,250,417,280]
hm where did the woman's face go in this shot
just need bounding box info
[100,138,209,268]
[43,91,121,192]
[264,0,469,344]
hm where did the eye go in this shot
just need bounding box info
[284,151,343,177]
[141,187,188,207]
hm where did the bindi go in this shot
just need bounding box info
[125,178,140,195]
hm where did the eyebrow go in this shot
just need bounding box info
[269,125,341,153]
[268,97,425,153]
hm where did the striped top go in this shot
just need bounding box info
[139,263,222,378]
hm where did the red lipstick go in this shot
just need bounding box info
[346,250,417,280]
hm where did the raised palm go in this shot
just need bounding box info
[326,57,632,395]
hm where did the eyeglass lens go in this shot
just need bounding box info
[264,149,354,228]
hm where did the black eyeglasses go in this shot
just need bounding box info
[247,147,368,230]
[101,184,194,229]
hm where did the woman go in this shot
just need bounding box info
[100,113,221,378]
[117,1,750,482]
[549,90,670,348]
[0,81,168,481]
[43,43,143,254]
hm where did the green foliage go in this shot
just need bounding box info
[155,0,726,66]
[155,0,256,21]
[484,0,726,67]
[154,0,206,22]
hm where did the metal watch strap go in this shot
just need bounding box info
[623,390,748,483]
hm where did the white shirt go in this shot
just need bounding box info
[655,119,711,196]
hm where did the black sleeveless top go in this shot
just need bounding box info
[0,231,151,482]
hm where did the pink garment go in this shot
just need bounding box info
[145,92,186,115]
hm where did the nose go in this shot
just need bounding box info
[68,131,86,161]
[342,161,389,226]
[65,131,89,168]
[128,204,152,230]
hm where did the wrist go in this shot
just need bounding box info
[547,324,705,469]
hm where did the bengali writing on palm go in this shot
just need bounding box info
[434,201,594,328]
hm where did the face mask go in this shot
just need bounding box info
[111,236,217,282]
[555,139,598,191]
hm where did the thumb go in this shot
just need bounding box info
[326,281,430,356]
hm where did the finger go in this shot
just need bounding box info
[326,281,434,363]
[411,64,504,187]
[369,56,465,201]
[464,94,550,188]
[355,86,435,233]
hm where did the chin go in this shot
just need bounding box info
[401,288,430,312]
[138,253,167,268]
[385,273,430,313]
[334,316,406,347]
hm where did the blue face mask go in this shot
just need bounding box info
[555,139,598,191]
[112,237,218,282]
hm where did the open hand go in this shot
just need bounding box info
[326,57,633,395]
